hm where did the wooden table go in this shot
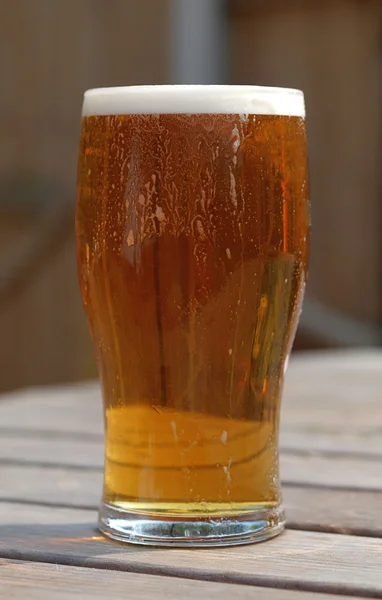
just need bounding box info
[0,349,381,599]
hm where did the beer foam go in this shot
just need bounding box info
[82,85,305,117]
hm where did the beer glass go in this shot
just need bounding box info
[76,85,309,546]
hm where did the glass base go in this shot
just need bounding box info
[99,503,285,547]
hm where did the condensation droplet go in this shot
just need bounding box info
[170,420,178,442]
[155,206,166,222]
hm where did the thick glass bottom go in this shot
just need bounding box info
[99,502,285,547]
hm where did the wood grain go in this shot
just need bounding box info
[1,423,380,466]
[0,435,104,468]
[0,382,103,436]
[0,352,381,597]
[282,453,382,491]
[1,423,380,470]
[1,462,380,537]
[1,351,380,449]
[285,487,382,538]
[0,559,356,600]
[0,503,380,598]
[281,430,382,458]
[1,441,381,493]
[0,464,101,507]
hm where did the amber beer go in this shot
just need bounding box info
[76,85,309,546]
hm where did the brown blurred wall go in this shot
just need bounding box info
[0,0,171,391]
[0,0,171,187]
[230,0,382,325]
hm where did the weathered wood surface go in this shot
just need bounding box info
[0,502,380,598]
[0,560,364,600]
[1,350,380,441]
[1,435,380,488]
[0,350,381,598]
[2,464,380,538]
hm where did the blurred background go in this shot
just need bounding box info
[1,0,381,393]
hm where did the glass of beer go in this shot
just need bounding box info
[76,85,309,546]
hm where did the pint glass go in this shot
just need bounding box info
[76,85,309,546]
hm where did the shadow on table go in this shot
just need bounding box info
[0,521,161,565]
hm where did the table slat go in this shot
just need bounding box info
[1,559,332,600]
[1,442,381,494]
[2,426,379,461]
[2,463,381,537]
[0,503,380,598]
[1,431,381,473]
[0,350,380,446]
[1,350,381,598]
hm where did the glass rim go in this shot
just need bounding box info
[82,84,305,118]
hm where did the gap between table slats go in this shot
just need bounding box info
[0,463,381,539]
[0,503,381,599]
[0,435,380,491]
[2,559,366,600]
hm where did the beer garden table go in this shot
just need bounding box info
[0,349,381,599]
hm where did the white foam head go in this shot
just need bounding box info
[82,85,305,118]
